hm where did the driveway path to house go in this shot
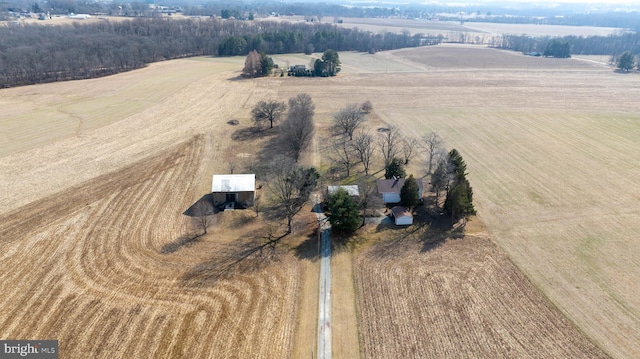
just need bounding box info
[314,197,331,359]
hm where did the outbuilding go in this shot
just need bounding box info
[390,206,413,226]
[211,174,255,210]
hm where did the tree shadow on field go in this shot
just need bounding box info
[231,126,277,142]
[293,230,320,262]
[160,234,201,254]
[370,203,467,256]
[180,227,287,287]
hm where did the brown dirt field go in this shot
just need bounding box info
[354,224,609,358]
[0,135,300,358]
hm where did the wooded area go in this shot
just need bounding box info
[0,17,428,88]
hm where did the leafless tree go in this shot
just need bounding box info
[422,131,445,174]
[352,130,375,176]
[332,103,366,140]
[242,50,262,78]
[280,93,315,162]
[252,193,261,217]
[360,100,373,114]
[401,136,419,165]
[251,100,287,129]
[193,199,215,235]
[358,177,382,226]
[331,138,356,178]
[269,157,319,234]
[378,126,402,167]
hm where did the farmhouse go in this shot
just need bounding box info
[376,178,423,204]
[211,174,255,210]
[390,206,413,226]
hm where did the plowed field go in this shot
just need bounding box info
[0,136,299,358]
[355,228,608,358]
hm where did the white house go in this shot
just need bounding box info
[391,206,413,225]
[376,178,423,204]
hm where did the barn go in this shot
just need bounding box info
[376,177,423,204]
[211,174,255,210]
[391,206,413,226]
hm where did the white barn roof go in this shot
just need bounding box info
[212,174,255,192]
[327,185,360,196]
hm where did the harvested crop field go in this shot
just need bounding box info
[355,227,608,358]
[0,135,300,358]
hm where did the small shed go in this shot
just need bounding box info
[211,174,255,210]
[376,178,423,204]
[391,206,413,226]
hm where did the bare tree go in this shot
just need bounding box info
[269,157,319,234]
[331,138,356,177]
[280,93,315,162]
[352,130,375,176]
[422,131,445,174]
[192,199,215,235]
[251,100,287,129]
[401,136,419,165]
[332,103,366,140]
[358,177,382,226]
[378,126,402,167]
[360,100,373,114]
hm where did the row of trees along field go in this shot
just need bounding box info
[495,32,640,58]
[0,17,432,88]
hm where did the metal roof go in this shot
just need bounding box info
[212,174,255,192]
[327,185,360,196]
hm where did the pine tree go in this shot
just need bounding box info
[385,157,406,179]
[328,188,361,233]
[400,175,420,210]
[443,149,476,223]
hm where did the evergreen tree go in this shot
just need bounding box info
[442,149,476,223]
[617,51,635,71]
[543,39,571,58]
[384,157,406,179]
[328,188,361,233]
[400,175,420,210]
[321,49,341,76]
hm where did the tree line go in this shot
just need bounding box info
[495,32,640,58]
[0,17,428,88]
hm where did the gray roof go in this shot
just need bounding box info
[391,206,412,219]
[212,174,255,192]
[376,178,423,194]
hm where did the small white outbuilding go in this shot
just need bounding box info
[391,206,413,226]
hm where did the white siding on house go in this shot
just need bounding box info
[382,193,401,204]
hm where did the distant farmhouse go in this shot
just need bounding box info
[376,177,423,204]
[211,174,255,211]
